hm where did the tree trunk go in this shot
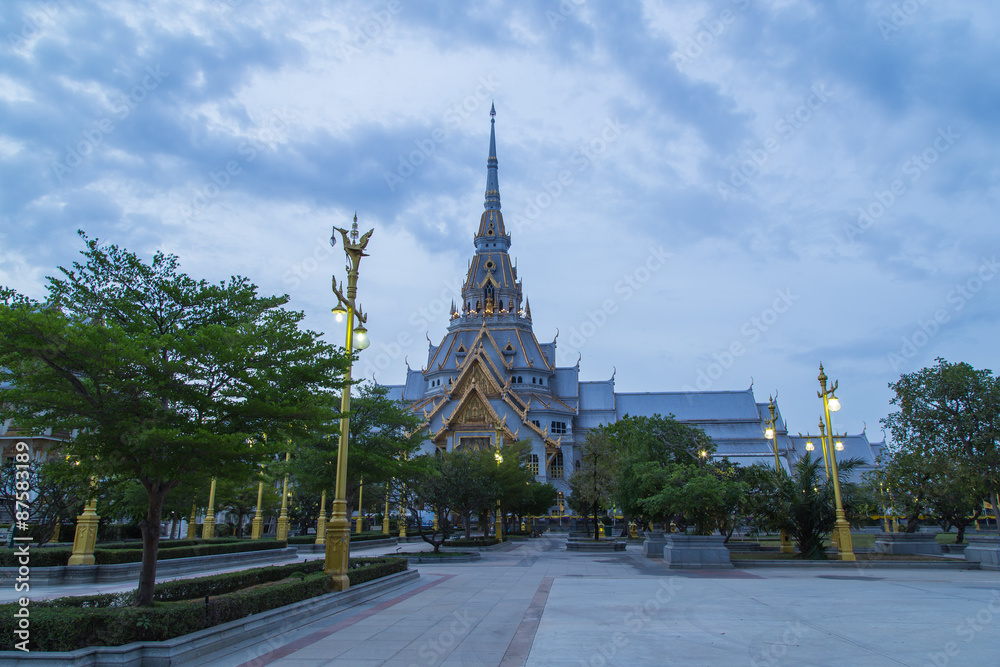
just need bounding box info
[463,512,471,539]
[137,481,173,607]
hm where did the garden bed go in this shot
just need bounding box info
[0,557,406,652]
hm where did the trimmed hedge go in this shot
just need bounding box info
[0,557,406,652]
[0,539,286,567]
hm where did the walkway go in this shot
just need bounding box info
[183,535,999,666]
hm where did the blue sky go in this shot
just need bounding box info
[2,0,998,441]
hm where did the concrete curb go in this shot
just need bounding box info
[290,538,399,554]
[1,568,420,665]
[395,552,482,563]
[732,559,976,569]
[0,547,299,585]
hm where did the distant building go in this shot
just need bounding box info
[394,108,881,496]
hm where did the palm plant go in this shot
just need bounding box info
[770,453,863,559]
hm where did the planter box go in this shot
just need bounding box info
[565,540,626,552]
[873,532,942,556]
[641,530,668,559]
[663,535,733,569]
[964,535,1000,570]
[873,532,945,556]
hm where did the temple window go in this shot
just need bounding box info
[549,452,564,478]
[529,454,539,476]
[551,421,567,435]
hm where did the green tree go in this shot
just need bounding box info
[874,449,983,541]
[882,359,1000,532]
[288,383,424,525]
[604,414,715,526]
[567,429,619,539]
[0,234,347,605]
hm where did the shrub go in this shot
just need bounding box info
[0,557,407,651]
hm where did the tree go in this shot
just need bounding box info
[604,414,716,527]
[568,429,618,539]
[0,234,347,605]
[882,359,1000,533]
[874,449,983,541]
[287,382,424,527]
[397,451,463,552]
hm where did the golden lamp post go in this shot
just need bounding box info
[383,487,391,535]
[804,418,832,481]
[201,477,217,539]
[275,451,291,542]
[494,422,504,542]
[315,489,327,546]
[764,397,794,554]
[355,478,364,534]
[818,363,855,561]
[250,434,266,540]
[324,214,373,591]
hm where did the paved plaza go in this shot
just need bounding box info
[8,535,998,666]
[179,535,996,667]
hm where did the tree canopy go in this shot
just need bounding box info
[881,358,1000,533]
[0,233,348,604]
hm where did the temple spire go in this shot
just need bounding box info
[485,102,500,211]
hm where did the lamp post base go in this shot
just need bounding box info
[67,499,99,566]
[325,501,351,591]
[779,530,794,554]
[834,513,855,561]
[251,514,263,540]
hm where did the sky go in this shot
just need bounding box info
[2,0,998,443]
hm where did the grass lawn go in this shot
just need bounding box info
[753,531,967,550]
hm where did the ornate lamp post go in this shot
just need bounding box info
[383,487,391,535]
[315,489,327,546]
[276,451,291,541]
[324,214,373,591]
[250,433,267,539]
[765,397,793,554]
[355,478,364,534]
[201,477,217,539]
[494,448,504,542]
[818,363,855,561]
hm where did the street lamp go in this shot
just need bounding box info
[494,426,504,542]
[767,397,793,554]
[324,214,374,591]
[818,363,855,561]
